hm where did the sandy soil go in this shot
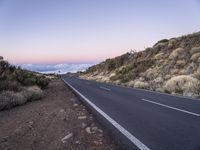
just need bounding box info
[0,80,117,150]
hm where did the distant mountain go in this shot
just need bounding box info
[81,32,200,98]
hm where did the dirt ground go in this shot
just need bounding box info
[0,80,117,150]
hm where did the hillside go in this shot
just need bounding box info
[81,32,200,98]
[0,58,49,110]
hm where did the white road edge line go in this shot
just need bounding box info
[100,86,111,91]
[62,79,150,150]
[141,98,200,117]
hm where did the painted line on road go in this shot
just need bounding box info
[141,98,200,117]
[100,86,111,91]
[62,79,150,150]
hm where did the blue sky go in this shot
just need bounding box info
[0,0,200,64]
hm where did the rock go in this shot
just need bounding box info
[93,141,103,145]
[75,140,81,144]
[81,123,87,128]
[61,133,73,143]
[29,121,33,125]
[70,98,76,102]
[98,129,103,133]
[85,127,92,134]
[78,116,87,120]
[73,103,78,107]
[92,126,98,131]
[98,134,103,137]
[59,109,65,113]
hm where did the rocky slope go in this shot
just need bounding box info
[81,32,200,98]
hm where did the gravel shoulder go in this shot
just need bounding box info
[0,80,117,150]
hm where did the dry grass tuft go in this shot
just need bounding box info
[22,86,43,101]
[191,53,200,61]
[0,91,26,110]
[169,48,184,59]
[164,75,200,97]
[0,86,43,111]
[191,47,200,55]
[134,81,149,89]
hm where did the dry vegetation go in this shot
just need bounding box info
[81,31,200,98]
[0,58,49,110]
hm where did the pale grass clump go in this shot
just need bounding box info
[22,86,43,101]
[176,60,186,66]
[168,39,176,48]
[134,81,149,89]
[169,48,184,59]
[0,91,26,110]
[154,53,164,59]
[127,80,135,87]
[191,53,200,61]
[191,47,200,55]
[144,68,159,80]
[164,75,200,97]
[192,70,200,80]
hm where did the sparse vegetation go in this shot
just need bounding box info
[81,31,200,98]
[0,57,49,110]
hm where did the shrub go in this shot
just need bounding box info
[192,70,200,80]
[36,76,49,89]
[0,91,26,110]
[144,68,159,81]
[127,80,135,87]
[164,75,200,96]
[154,53,164,59]
[169,48,184,59]
[191,47,200,55]
[22,86,43,101]
[191,53,200,61]
[153,39,169,47]
[134,81,149,89]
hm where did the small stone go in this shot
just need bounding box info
[29,121,33,125]
[61,133,73,143]
[98,129,103,133]
[59,109,65,113]
[85,127,92,134]
[73,103,78,107]
[81,123,87,128]
[70,98,76,102]
[92,127,98,131]
[93,141,102,145]
[78,116,87,120]
[93,141,99,144]
[75,140,81,144]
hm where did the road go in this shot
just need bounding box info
[62,75,200,150]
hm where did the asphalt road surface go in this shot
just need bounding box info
[62,75,200,150]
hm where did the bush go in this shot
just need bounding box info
[191,53,200,61]
[191,47,200,55]
[169,48,184,59]
[0,91,26,110]
[36,76,49,89]
[164,75,200,96]
[134,81,149,89]
[22,86,43,101]
[153,39,169,47]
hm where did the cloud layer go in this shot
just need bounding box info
[18,63,94,74]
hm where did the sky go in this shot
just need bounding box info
[0,0,200,64]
